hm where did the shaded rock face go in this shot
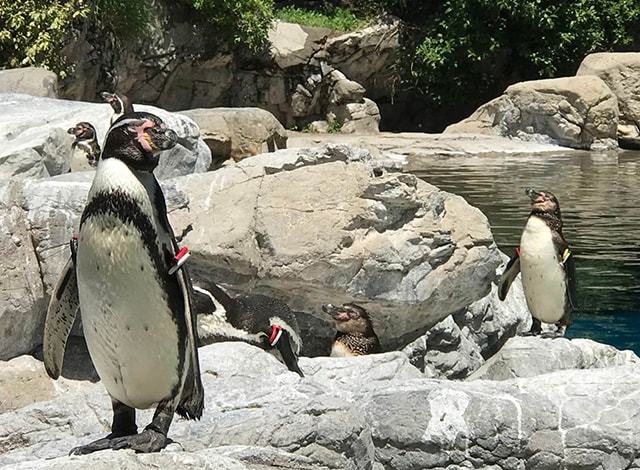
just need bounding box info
[577,52,640,143]
[470,336,640,381]
[403,259,531,380]
[0,94,211,183]
[181,107,288,164]
[445,76,619,150]
[0,68,58,98]
[6,144,500,358]
[60,8,399,129]
[2,341,640,469]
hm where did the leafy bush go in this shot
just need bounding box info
[276,6,367,32]
[95,0,152,39]
[403,0,640,107]
[192,0,275,52]
[0,0,88,78]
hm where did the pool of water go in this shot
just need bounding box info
[409,149,640,353]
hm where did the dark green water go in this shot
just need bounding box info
[411,150,640,353]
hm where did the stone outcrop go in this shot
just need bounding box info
[403,257,531,379]
[60,7,400,129]
[445,76,619,150]
[181,107,287,164]
[2,144,502,358]
[0,94,211,182]
[2,341,640,469]
[470,336,640,381]
[577,52,640,145]
[0,68,58,98]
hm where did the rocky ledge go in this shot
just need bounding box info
[1,338,640,469]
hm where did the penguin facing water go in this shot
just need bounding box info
[102,91,134,124]
[67,122,100,171]
[194,283,304,377]
[43,112,203,454]
[498,188,577,336]
[322,303,381,356]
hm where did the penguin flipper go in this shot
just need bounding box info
[497,251,521,301]
[562,248,577,323]
[175,264,205,420]
[276,330,304,377]
[43,257,80,379]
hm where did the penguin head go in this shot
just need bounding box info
[526,188,561,218]
[67,122,97,143]
[101,91,126,114]
[103,112,178,172]
[322,303,374,335]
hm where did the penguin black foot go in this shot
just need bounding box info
[69,430,137,456]
[110,428,171,453]
[522,317,542,336]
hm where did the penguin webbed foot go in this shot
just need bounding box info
[522,318,542,337]
[110,427,171,453]
[68,429,138,456]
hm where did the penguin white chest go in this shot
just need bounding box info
[519,217,567,323]
[70,145,94,172]
[331,342,356,357]
[77,208,181,410]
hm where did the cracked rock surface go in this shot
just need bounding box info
[444,76,619,150]
[2,341,640,469]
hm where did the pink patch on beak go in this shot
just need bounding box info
[333,311,350,322]
[134,120,155,152]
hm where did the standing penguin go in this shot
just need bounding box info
[322,303,381,356]
[102,91,134,124]
[498,188,577,336]
[67,122,100,171]
[194,283,304,377]
[43,112,204,454]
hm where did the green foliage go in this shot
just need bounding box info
[404,0,640,107]
[327,119,342,133]
[95,0,152,39]
[276,6,367,32]
[192,0,275,52]
[0,0,89,78]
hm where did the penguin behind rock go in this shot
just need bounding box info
[101,91,134,124]
[43,112,203,454]
[498,188,577,336]
[194,284,304,377]
[67,122,100,171]
[322,303,381,357]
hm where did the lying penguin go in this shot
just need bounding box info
[498,188,577,336]
[44,112,203,454]
[194,283,304,377]
[322,303,381,356]
[67,122,100,171]
[102,91,134,124]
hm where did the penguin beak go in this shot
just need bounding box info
[67,127,76,135]
[525,188,545,203]
[322,304,349,321]
[101,91,114,103]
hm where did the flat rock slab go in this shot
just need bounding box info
[469,336,640,381]
[2,342,640,470]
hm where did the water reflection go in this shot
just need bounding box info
[409,150,640,314]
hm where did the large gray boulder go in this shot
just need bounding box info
[470,336,640,381]
[445,76,619,150]
[9,144,501,356]
[2,341,640,469]
[181,107,287,164]
[0,203,45,360]
[577,52,640,143]
[0,94,211,183]
[0,68,58,98]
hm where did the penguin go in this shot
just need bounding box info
[43,112,204,454]
[67,122,100,171]
[498,188,577,336]
[194,283,304,377]
[102,91,134,124]
[322,303,381,356]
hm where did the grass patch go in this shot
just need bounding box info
[275,6,368,32]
